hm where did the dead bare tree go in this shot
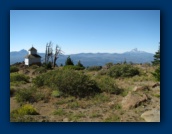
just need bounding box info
[44,41,63,67]
[53,45,63,67]
[45,41,53,64]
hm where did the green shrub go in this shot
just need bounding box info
[114,104,122,110]
[10,81,27,87]
[105,62,114,69]
[42,62,52,69]
[14,104,39,115]
[15,87,41,103]
[10,73,29,83]
[152,66,160,81]
[34,67,47,74]
[90,112,102,118]
[30,65,39,69]
[75,66,85,70]
[77,60,84,68]
[65,56,74,66]
[33,69,100,98]
[67,101,80,109]
[98,69,108,75]
[92,93,110,103]
[10,66,19,73]
[95,76,122,94]
[32,75,44,87]
[10,104,39,121]
[53,108,66,116]
[63,65,85,70]
[87,66,102,71]
[107,64,140,78]
[52,90,62,98]
[15,88,34,103]
[154,94,160,98]
[10,87,15,96]
[104,115,120,122]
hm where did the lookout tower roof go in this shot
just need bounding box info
[28,47,37,51]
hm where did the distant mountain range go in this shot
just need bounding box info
[10,48,154,66]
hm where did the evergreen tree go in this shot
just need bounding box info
[123,58,127,64]
[77,60,84,67]
[152,44,160,81]
[152,66,160,81]
[152,45,160,66]
[45,62,52,69]
[65,56,74,66]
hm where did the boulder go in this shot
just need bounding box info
[121,92,148,110]
[133,86,149,92]
[141,109,160,122]
[63,118,69,122]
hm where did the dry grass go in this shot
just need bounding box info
[10,64,160,122]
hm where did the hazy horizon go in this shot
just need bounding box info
[10,47,155,55]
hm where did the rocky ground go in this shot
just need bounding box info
[10,64,160,122]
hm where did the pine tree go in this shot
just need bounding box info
[77,60,84,67]
[152,45,160,66]
[152,44,160,81]
[65,56,74,66]
[152,66,160,81]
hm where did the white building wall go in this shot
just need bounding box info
[25,58,41,65]
[25,58,29,65]
[29,58,41,65]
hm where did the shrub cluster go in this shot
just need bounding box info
[33,67,47,74]
[94,76,122,94]
[152,66,160,81]
[10,104,39,122]
[10,73,29,83]
[10,66,19,73]
[15,87,45,103]
[107,64,140,78]
[63,65,85,70]
[52,90,63,98]
[11,104,39,116]
[87,66,102,71]
[10,87,15,97]
[33,69,100,98]
[42,62,52,69]
[30,65,39,69]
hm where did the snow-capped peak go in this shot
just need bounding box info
[131,48,138,52]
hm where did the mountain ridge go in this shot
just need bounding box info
[10,48,153,55]
[10,48,154,66]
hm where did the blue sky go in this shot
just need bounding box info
[10,10,160,54]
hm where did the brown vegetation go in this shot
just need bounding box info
[10,63,160,122]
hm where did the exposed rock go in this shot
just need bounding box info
[133,86,149,92]
[121,92,148,110]
[141,109,160,122]
[63,118,69,122]
[108,101,115,108]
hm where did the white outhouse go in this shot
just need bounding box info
[25,47,41,66]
